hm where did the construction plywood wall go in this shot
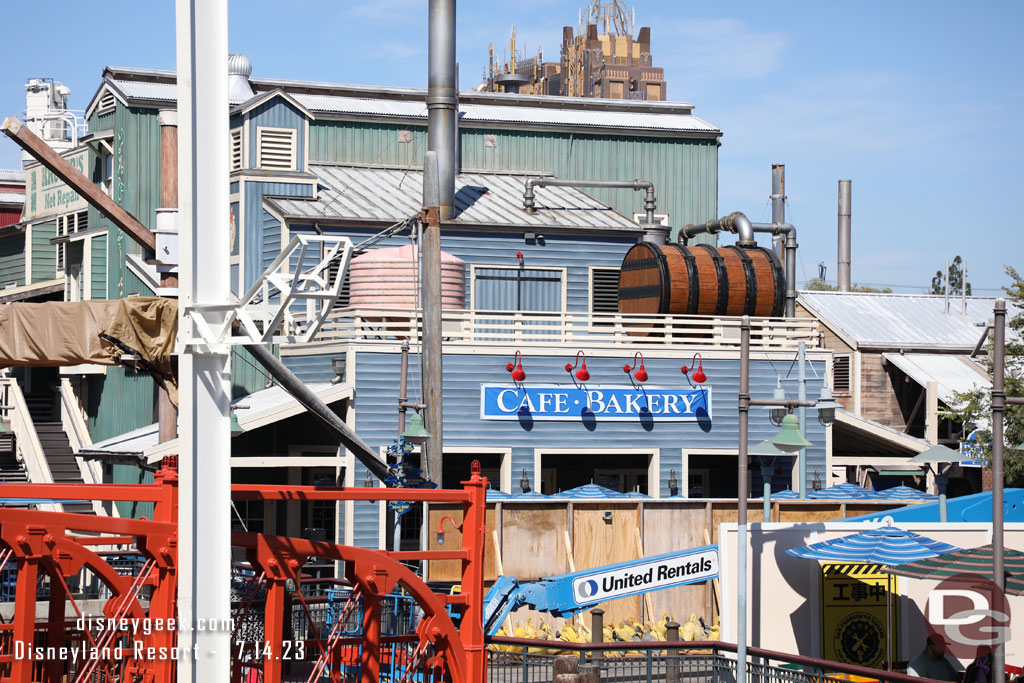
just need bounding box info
[500,505,569,580]
[642,504,709,626]
[426,504,497,582]
[572,503,642,630]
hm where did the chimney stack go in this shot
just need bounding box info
[426,0,457,220]
[837,180,852,292]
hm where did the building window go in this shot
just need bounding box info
[100,153,113,196]
[256,127,297,170]
[472,266,563,312]
[590,267,620,315]
[56,211,87,274]
[833,354,852,395]
[230,129,242,171]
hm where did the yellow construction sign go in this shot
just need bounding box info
[821,563,899,669]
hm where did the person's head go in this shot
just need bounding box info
[925,635,948,659]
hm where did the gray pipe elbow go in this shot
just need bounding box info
[731,212,756,247]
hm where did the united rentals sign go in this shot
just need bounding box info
[569,546,719,606]
[479,384,711,422]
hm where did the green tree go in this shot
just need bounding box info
[803,278,892,293]
[930,255,973,296]
[943,265,1024,485]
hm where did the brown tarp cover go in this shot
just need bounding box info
[0,297,178,403]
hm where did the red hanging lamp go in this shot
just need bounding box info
[623,352,648,383]
[566,350,590,382]
[681,352,707,384]
[505,350,527,383]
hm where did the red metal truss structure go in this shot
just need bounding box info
[0,458,488,683]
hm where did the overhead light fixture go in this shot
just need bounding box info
[680,353,707,384]
[765,377,788,427]
[815,385,843,426]
[623,352,648,383]
[770,413,813,453]
[566,350,590,382]
[505,350,527,383]
[401,412,431,444]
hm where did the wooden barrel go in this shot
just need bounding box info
[618,243,785,321]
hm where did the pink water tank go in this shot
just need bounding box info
[348,245,466,309]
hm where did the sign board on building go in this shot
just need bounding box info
[820,563,899,669]
[479,384,711,422]
[23,149,89,221]
[958,429,986,467]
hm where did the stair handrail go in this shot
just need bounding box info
[60,378,102,483]
[0,376,59,512]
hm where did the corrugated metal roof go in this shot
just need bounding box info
[0,169,26,183]
[268,164,643,232]
[103,76,719,134]
[0,191,25,205]
[798,291,1011,350]
[881,353,990,404]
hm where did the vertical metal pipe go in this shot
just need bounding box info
[784,233,797,317]
[421,152,444,484]
[398,339,410,435]
[762,464,772,523]
[771,165,785,259]
[176,1,232,679]
[798,341,807,499]
[427,0,457,220]
[737,315,750,683]
[837,180,851,292]
[991,298,1006,683]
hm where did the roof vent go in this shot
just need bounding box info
[228,53,254,101]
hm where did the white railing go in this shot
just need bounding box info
[0,376,59,512]
[290,308,821,350]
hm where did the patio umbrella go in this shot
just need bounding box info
[510,491,556,500]
[884,544,1024,596]
[808,482,877,499]
[485,489,515,501]
[874,485,937,502]
[559,483,628,499]
[757,488,799,499]
[785,525,962,667]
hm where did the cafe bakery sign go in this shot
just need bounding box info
[480,384,711,422]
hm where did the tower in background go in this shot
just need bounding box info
[484,1,666,100]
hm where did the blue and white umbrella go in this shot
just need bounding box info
[511,490,557,500]
[784,525,962,565]
[759,489,799,499]
[486,489,516,501]
[626,490,651,499]
[874,485,937,501]
[808,482,877,499]
[559,484,628,499]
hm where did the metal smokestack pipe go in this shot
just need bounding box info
[771,164,785,259]
[427,0,457,220]
[837,180,852,292]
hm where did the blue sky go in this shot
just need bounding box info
[1,1,1020,293]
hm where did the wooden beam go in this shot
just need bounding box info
[1,117,156,252]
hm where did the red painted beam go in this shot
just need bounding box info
[230,484,471,503]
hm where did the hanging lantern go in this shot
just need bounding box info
[566,350,590,382]
[506,350,527,383]
[623,352,648,383]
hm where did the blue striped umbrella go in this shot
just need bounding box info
[559,484,628,499]
[874,485,937,501]
[486,489,515,501]
[784,526,962,565]
[626,491,651,498]
[511,491,557,500]
[758,489,800,499]
[808,482,877,499]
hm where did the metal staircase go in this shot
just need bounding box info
[24,391,94,515]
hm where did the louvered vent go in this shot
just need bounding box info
[591,267,620,313]
[833,354,852,394]
[97,91,116,113]
[230,130,242,171]
[257,128,296,170]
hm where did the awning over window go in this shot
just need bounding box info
[881,353,990,405]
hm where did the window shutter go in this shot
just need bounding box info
[230,130,242,171]
[833,354,852,394]
[257,128,296,170]
[591,267,620,313]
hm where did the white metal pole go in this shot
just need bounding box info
[798,341,807,499]
[176,1,232,679]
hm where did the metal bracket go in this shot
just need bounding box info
[182,234,352,347]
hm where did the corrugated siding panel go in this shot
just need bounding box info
[308,121,717,242]
[87,367,155,444]
[247,99,306,171]
[31,220,57,282]
[123,266,155,297]
[262,209,281,273]
[282,353,336,384]
[242,181,312,288]
[0,232,26,288]
[474,267,562,311]
[91,234,107,299]
[112,464,155,518]
[288,224,634,313]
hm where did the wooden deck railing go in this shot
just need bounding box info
[287,307,821,350]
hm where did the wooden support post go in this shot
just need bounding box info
[1,117,156,253]
[157,109,178,444]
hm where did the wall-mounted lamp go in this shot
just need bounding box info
[516,251,524,267]
[436,514,461,546]
[668,468,679,497]
[566,350,590,382]
[623,352,648,383]
[602,511,613,524]
[364,470,375,487]
[813,470,823,491]
[331,356,345,384]
[506,350,527,383]
[519,468,531,493]
[680,353,706,384]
